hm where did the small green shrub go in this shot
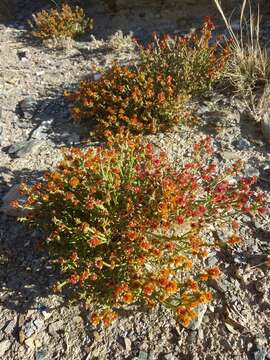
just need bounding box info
[29,3,93,40]
[14,132,266,327]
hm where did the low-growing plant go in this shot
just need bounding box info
[138,17,231,96]
[29,2,93,41]
[14,132,266,327]
[65,64,191,137]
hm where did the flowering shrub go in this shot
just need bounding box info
[66,64,190,137]
[66,18,229,138]
[15,132,266,327]
[29,3,93,41]
[139,17,231,96]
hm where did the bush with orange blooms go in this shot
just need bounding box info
[29,3,93,41]
[66,64,190,138]
[66,18,229,138]
[139,17,231,96]
[15,132,266,327]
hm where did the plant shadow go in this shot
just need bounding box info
[0,167,56,315]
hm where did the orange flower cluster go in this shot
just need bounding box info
[139,17,231,96]
[66,64,189,138]
[16,131,266,328]
[90,310,118,327]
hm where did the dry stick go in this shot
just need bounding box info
[239,0,247,49]
[213,0,239,46]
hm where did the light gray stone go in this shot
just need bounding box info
[33,319,45,333]
[24,337,35,349]
[234,137,251,150]
[18,97,37,119]
[3,318,17,335]
[207,254,219,267]
[8,139,41,157]
[244,166,260,178]
[35,348,48,360]
[221,151,240,161]
[48,320,63,337]
[138,351,148,360]
[123,337,132,352]
[164,353,175,360]
[0,125,3,145]
[254,348,268,360]
[24,320,37,338]
[0,339,11,357]
[31,124,52,140]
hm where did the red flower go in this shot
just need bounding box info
[258,207,267,214]
[143,282,155,296]
[158,276,169,288]
[80,271,90,282]
[95,258,103,270]
[176,215,184,225]
[127,231,138,241]
[122,292,133,304]
[139,240,151,251]
[228,235,241,245]
[88,236,101,248]
[132,186,141,193]
[167,75,173,84]
[207,267,221,279]
[69,274,79,285]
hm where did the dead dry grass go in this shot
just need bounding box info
[214,0,270,121]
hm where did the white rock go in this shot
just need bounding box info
[0,339,11,357]
[48,320,63,337]
[24,337,35,349]
[124,337,132,352]
[41,309,52,321]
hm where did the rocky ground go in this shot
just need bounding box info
[0,1,270,359]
